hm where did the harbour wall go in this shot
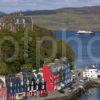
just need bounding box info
[45,79,100,100]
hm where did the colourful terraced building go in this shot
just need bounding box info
[0,57,71,99]
[0,70,47,100]
[42,57,71,93]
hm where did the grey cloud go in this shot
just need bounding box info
[0,0,100,13]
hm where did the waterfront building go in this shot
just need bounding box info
[0,69,47,99]
[0,79,7,100]
[43,63,58,93]
[0,59,71,99]
[42,58,71,93]
[6,74,47,99]
[83,66,98,79]
[0,76,6,87]
[61,57,71,85]
[6,76,25,100]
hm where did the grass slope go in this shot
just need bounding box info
[27,6,100,30]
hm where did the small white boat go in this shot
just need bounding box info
[76,30,95,35]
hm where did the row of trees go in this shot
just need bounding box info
[0,25,74,75]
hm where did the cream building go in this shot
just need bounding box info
[83,67,98,79]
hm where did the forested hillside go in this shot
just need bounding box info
[0,26,74,75]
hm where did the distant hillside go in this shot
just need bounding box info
[8,6,100,30]
[21,6,100,16]
[0,12,6,16]
[22,10,57,15]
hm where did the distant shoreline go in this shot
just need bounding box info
[1,6,100,31]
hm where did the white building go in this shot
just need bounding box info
[97,70,100,78]
[83,67,98,79]
[0,76,6,87]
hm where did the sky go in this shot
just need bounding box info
[0,0,100,13]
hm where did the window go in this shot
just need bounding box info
[16,19,19,24]
[23,19,25,23]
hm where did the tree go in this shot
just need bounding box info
[56,40,74,69]
[40,40,74,69]
[0,25,74,75]
[0,61,8,75]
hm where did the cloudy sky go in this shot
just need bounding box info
[0,0,100,13]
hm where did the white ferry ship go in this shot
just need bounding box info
[76,30,95,35]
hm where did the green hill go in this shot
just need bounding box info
[23,6,100,30]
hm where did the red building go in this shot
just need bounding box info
[42,63,60,93]
[0,79,7,100]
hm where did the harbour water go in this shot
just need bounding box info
[56,31,100,68]
[55,31,100,100]
[78,88,100,100]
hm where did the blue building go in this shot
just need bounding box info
[5,72,47,100]
[61,57,71,85]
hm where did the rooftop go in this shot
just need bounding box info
[47,58,69,74]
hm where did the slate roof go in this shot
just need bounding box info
[46,58,70,75]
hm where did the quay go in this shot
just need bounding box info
[29,79,100,100]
